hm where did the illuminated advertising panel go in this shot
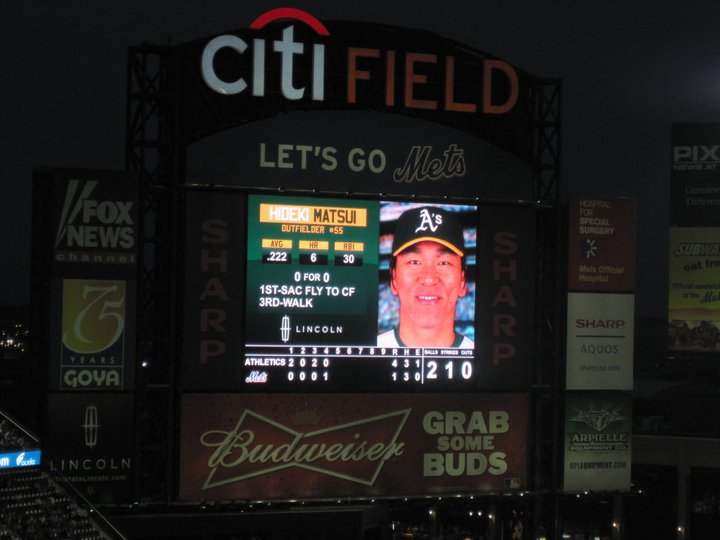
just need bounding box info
[45,393,134,503]
[182,190,247,388]
[671,123,720,227]
[244,196,476,389]
[567,196,636,293]
[563,392,632,492]
[179,9,546,201]
[668,227,720,351]
[180,191,536,391]
[565,292,634,391]
[178,393,527,501]
[566,196,636,390]
[179,10,534,157]
[669,125,720,351]
[35,168,139,275]
[0,450,41,470]
[48,278,136,390]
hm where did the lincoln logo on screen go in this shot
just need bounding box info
[280,315,291,342]
[201,8,519,115]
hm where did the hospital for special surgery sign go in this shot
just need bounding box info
[178,393,527,500]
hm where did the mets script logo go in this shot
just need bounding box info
[62,279,126,354]
[415,208,443,233]
[199,408,409,489]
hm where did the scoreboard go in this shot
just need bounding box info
[242,194,477,390]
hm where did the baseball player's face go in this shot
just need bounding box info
[391,241,466,332]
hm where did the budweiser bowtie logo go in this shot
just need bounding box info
[200,408,411,489]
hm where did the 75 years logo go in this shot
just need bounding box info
[62,279,126,354]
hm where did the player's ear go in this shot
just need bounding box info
[459,270,467,296]
[390,268,398,295]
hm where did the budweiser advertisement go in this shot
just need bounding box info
[179,393,528,500]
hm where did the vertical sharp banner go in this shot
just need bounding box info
[182,190,247,389]
[669,124,720,352]
[566,196,636,390]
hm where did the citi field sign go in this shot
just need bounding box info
[201,8,518,114]
[177,8,535,158]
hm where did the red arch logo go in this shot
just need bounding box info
[250,8,330,36]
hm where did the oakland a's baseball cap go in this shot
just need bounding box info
[391,206,465,257]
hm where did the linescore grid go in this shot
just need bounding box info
[244,344,475,388]
[243,194,477,390]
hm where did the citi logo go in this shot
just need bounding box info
[202,8,327,99]
[55,179,135,250]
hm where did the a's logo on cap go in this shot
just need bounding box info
[414,208,443,233]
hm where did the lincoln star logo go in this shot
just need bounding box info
[199,408,410,489]
[83,404,100,449]
[280,315,291,342]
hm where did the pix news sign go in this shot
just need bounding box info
[671,123,720,226]
[179,393,527,500]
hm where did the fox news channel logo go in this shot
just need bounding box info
[0,450,42,469]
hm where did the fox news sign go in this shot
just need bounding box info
[34,168,139,275]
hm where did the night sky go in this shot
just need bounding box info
[4,0,720,318]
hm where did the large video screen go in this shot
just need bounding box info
[182,189,536,391]
[243,195,477,389]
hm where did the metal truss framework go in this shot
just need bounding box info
[126,46,562,504]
